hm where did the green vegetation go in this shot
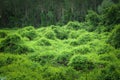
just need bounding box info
[0,22,120,79]
[0,0,120,80]
[107,24,120,48]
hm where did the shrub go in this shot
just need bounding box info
[95,26,107,33]
[70,33,92,46]
[66,21,82,30]
[0,31,7,38]
[19,26,37,40]
[70,39,79,46]
[55,51,73,66]
[98,0,114,14]
[97,63,120,80]
[30,53,54,65]
[0,57,43,80]
[53,27,69,40]
[71,45,91,54]
[85,10,100,29]
[99,54,117,61]
[107,25,120,48]
[44,29,56,39]
[69,29,87,39]
[69,31,79,39]
[104,4,120,26]
[0,54,17,67]
[114,50,120,59]
[0,34,32,54]
[68,55,95,71]
[77,33,92,45]
[36,38,51,46]
[42,67,79,80]
[97,44,114,54]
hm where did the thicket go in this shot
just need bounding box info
[107,24,120,48]
[55,51,73,66]
[18,26,37,40]
[0,0,120,80]
[68,55,95,71]
[0,31,7,38]
[53,27,69,40]
[97,63,120,80]
[0,34,32,54]
[36,38,52,46]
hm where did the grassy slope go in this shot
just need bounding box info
[0,23,120,80]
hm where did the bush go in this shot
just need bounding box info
[44,29,56,39]
[100,54,117,61]
[0,54,17,67]
[0,34,32,54]
[97,63,120,80]
[69,29,87,39]
[71,45,91,54]
[85,10,100,29]
[0,57,43,80]
[42,67,79,80]
[36,38,51,46]
[0,31,7,38]
[95,26,107,33]
[53,27,69,40]
[104,4,120,26]
[98,0,114,14]
[30,53,54,65]
[77,33,92,45]
[69,31,79,39]
[107,25,120,48]
[68,55,95,71]
[70,39,79,46]
[66,21,82,30]
[70,33,92,46]
[97,44,114,54]
[19,26,37,40]
[114,50,120,59]
[55,51,73,66]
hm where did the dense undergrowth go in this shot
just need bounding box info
[0,3,120,79]
[0,22,120,80]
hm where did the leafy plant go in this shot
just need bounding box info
[0,31,7,38]
[30,53,54,65]
[0,34,32,54]
[55,51,73,66]
[36,38,51,46]
[18,26,37,40]
[107,24,120,48]
[53,27,69,40]
[97,63,120,80]
[68,55,95,71]
[71,45,91,54]
[66,21,82,30]
[44,29,56,40]
[85,10,101,31]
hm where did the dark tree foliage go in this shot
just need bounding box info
[0,0,103,28]
[107,24,120,49]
